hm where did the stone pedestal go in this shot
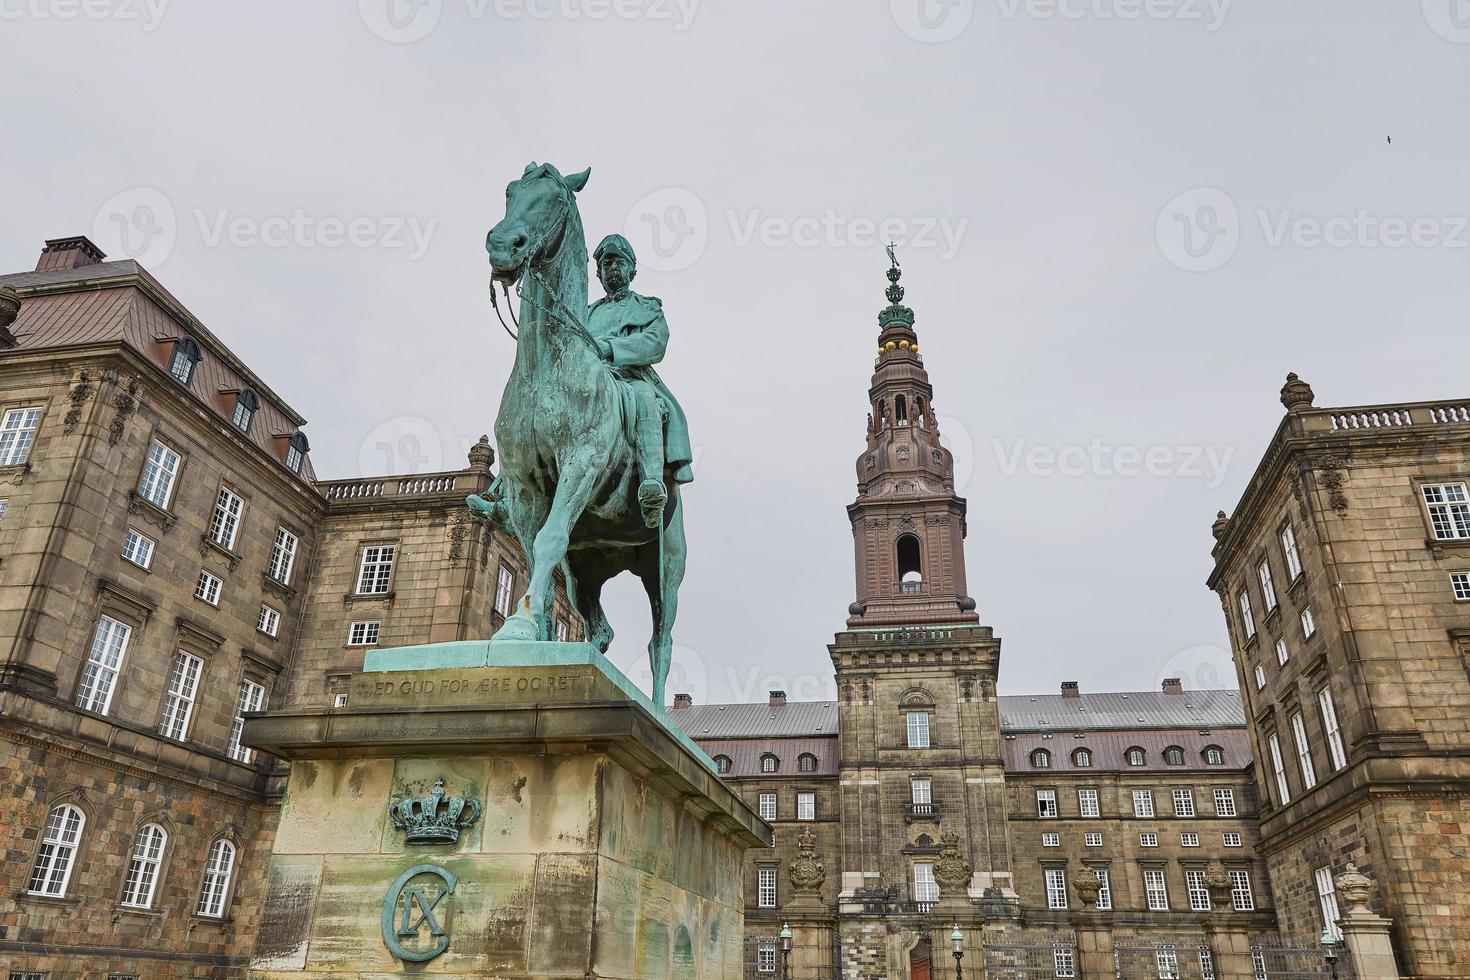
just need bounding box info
[242,641,768,979]
[1340,910,1399,980]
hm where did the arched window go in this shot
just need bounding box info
[895,394,908,425]
[121,823,167,908]
[197,839,236,918]
[1072,748,1093,768]
[1031,749,1051,768]
[1203,746,1225,766]
[28,804,85,897]
[1126,747,1146,767]
[231,389,259,434]
[897,534,923,593]
[915,397,926,428]
[760,754,779,774]
[713,755,732,774]
[169,337,201,385]
[1164,746,1186,766]
[878,400,890,429]
[798,753,817,773]
[285,431,309,474]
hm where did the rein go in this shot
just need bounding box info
[488,181,600,352]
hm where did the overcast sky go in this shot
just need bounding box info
[4,1,1467,704]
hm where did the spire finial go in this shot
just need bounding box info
[878,243,915,331]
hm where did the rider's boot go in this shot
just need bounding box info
[635,398,668,529]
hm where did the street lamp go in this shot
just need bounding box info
[1319,927,1340,980]
[950,923,965,980]
[779,922,792,980]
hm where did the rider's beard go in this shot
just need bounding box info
[602,271,628,297]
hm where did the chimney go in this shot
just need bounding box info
[1162,677,1184,695]
[768,690,787,707]
[672,693,693,709]
[1060,681,1080,699]
[36,236,106,273]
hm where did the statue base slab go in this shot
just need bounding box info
[242,642,768,979]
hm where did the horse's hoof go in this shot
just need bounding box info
[490,612,539,643]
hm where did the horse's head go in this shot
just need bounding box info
[486,162,590,285]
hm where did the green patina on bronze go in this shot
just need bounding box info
[469,162,688,711]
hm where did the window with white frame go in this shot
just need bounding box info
[1301,608,1317,639]
[1185,869,1211,911]
[77,616,131,714]
[1230,870,1255,910]
[1453,573,1470,601]
[796,792,815,821]
[1172,789,1195,817]
[1223,832,1243,847]
[1085,832,1103,846]
[1044,868,1068,909]
[347,620,381,646]
[756,943,777,974]
[169,338,200,384]
[1181,832,1200,847]
[1140,832,1158,847]
[554,618,569,642]
[0,499,7,525]
[1276,638,1289,666]
[1143,868,1169,910]
[1078,788,1100,817]
[1214,788,1237,816]
[0,406,42,466]
[284,433,307,474]
[1314,866,1341,940]
[11,972,48,980]
[494,564,515,616]
[1031,748,1051,768]
[1200,948,1216,980]
[1042,832,1060,847]
[197,839,236,918]
[1237,590,1255,639]
[1281,523,1303,580]
[230,390,257,434]
[1268,733,1290,804]
[209,487,244,550]
[159,652,204,741]
[906,711,930,748]
[195,569,222,606]
[758,793,776,821]
[1156,947,1180,980]
[1252,950,1269,980]
[1291,712,1317,789]
[268,527,298,585]
[1132,789,1155,818]
[27,803,85,896]
[761,754,779,773]
[137,440,182,508]
[120,823,167,908]
[1127,747,1146,766]
[258,604,280,638]
[1093,868,1112,909]
[1254,663,1266,690]
[1318,687,1348,771]
[1164,746,1185,766]
[333,693,349,708]
[1204,746,1225,765]
[228,678,266,763]
[757,867,777,908]
[121,528,155,569]
[911,777,932,805]
[1054,943,1077,978]
[1258,559,1277,611]
[1422,482,1470,540]
[356,544,396,594]
[914,863,939,903]
[1036,789,1058,818]
[1073,747,1093,767]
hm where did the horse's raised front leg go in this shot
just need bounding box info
[523,459,603,641]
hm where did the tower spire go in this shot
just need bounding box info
[876,243,918,357]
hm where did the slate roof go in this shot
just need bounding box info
[1003,729,1253,773]
[669,702,839,739]
[997,690,1246,732]
[698,737,838,778]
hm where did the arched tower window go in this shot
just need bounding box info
[878,399,890,429]
[895,394,908,425]
[914,396,926,428]
[897,534,923,593]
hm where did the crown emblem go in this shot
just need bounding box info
[388,779,482,845]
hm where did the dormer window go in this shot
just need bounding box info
[1204,746,1225,766]
[285,431,309,474]
[798,753,817,773]
[713,755,732,774]
[1072,748,1093,767]
[1031,749,1051,768]
[169,337,201,385]
[760,753,779,774]
[231,389,259,434]
[1164,746,1186,766]
[1126,747,1146,766]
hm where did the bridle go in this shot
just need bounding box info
[488,170,596,350]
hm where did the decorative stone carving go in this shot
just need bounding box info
[447,511,469,563]
[388,779,482,845]
[1204,862,1233,910]
[1211,509,1230,541]
[1280,371,1315,412]
[788,827,825,894]
[1335,862,1373,913]
[109,375,140,446]
[1072,869,1101,909]
[381,863,458,963]
[1312,453,1350,512]
[896,445,910,462]
[932,831,972,894]
[63,370,95,434]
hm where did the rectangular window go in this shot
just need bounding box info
[1054,943,1077,979]
[554,618,569,642]
[1185,869,1211,911]
[1254,663,1266,690]
[0,499,7,525]
[1258,560,1277,611]
[906,711,930,748]
[1453,572,1470,601]
[1132,789,1155,818]
[911,778,932,805]
[333,693,349,708]
[756,943,777,974]
[1140,832,1158,847]
[1268,733,1290,804]
[1281,523,1303,579]
[1318,687,1348,771]
[1044,868,1068,909]
[1143,868,1169,910]
[228,678,267,763]
[1301,607,1317,638]
[1237,590,1255,639]
[1078,789,1100,817]
[121,528,155,569]
[796,792,815,821]
[1181,832,1200,847]
[1315,866,1342,940]
[1036,789,1058,818]
[757,867,777,908]
[269,527,298,584]
[1213,788,1237,817]
[495,564,516,616]
[1085,832,1103,846]
[159,652,204,741]
[195,569,222,606]
[1291,711,1317,788]
[209,487,244,550]
[1094,868,1112,909]
[76,616,131,714]
[1172,789,1195,817]
[137,440,182,508]
[1230,870,1255,911]
[914,863,939,903]
[758,793,776,821]
[197,840,234,918]
[1275,638,1289,666]
[1042,832,1060,847]
[258,604,280,637]
[1223,832,1243,847]
[348,621,381,646]
[0,406,42,466]
[1423,482,1470,540]
[356,544,396,594]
